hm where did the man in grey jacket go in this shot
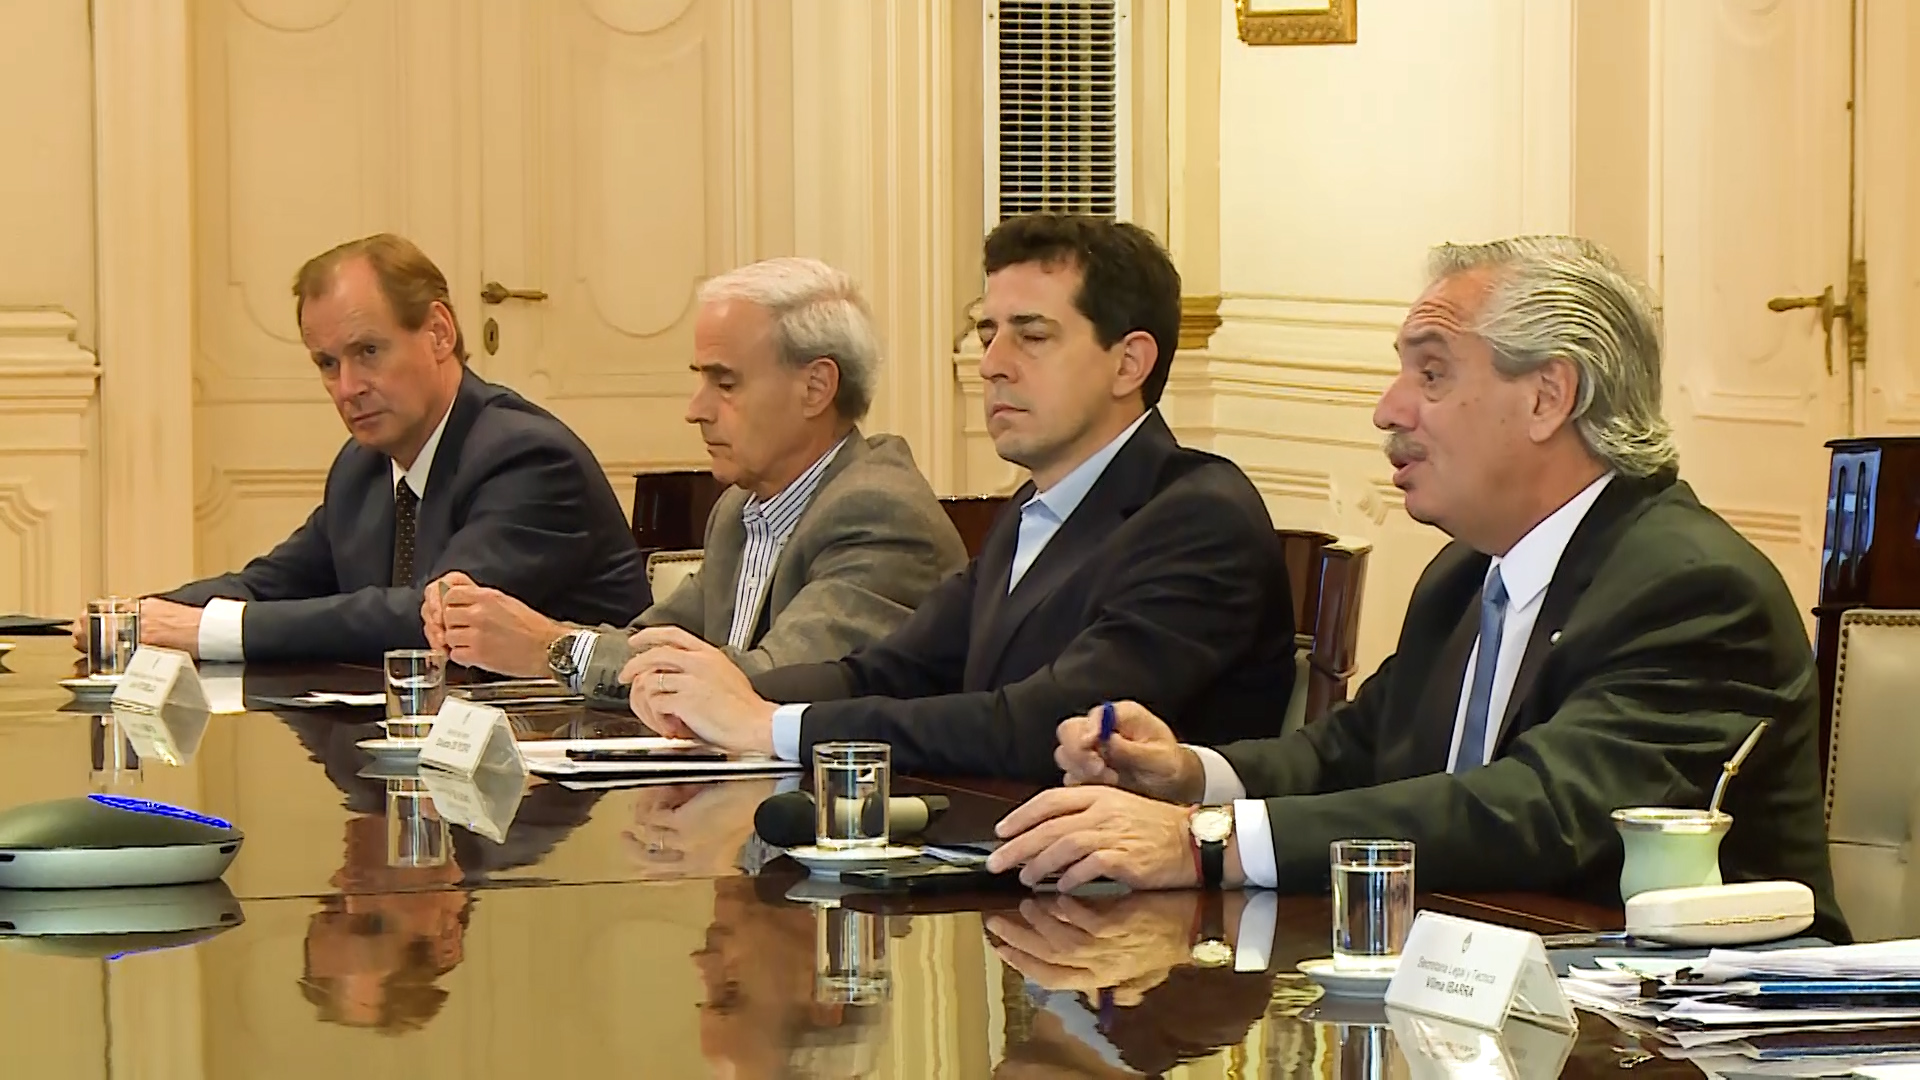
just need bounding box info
[423,257,966,701]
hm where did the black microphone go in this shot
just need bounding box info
[752,790,950,849]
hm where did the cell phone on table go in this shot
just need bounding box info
[565,746,730,762]
[840,861,1023,894]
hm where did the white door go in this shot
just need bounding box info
[475,0,758,512]
[1859,0,1920,435]
[1657,0,1855,620]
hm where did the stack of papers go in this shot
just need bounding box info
[519,736,800,789]
[1562,941,1920,1074]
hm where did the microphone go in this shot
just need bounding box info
[752,790,950,849]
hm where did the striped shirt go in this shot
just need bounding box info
[726,437,847,649]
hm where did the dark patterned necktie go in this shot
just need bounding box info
[392,479,419,587]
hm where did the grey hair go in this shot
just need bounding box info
[697,257,880,421]
[1427,236,1676,478]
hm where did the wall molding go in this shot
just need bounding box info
[193,466,328,530]
[0,308,101,410]
[1716,506,1804,547]
[1178,294,1223,351]
[0,480,55,613]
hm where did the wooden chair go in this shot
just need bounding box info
[1276,528,1372,730]
[630,469,725,553]
[940,495,1009,558]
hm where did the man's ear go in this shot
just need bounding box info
[1527,356,1581,444]
[1112,330,1156,401]
[801,357,842,420]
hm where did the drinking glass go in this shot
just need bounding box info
[1331,839,1415,973]
[812,742,890,851]
[386,779,450,868]
[87,597,140,677]
[384,649,448,737]
[815,904,890,1005]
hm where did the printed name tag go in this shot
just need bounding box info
[419,698,527,783]
[111,647,208,713]
[1384,911,1576,1033]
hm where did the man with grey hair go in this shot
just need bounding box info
[423,256,966,693]
[989,235,1846,943]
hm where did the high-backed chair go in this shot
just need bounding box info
[1825,608,1920,941]
[646,549,705,604]
[1275,529,1372,733]
[630,469,724,553]
[940,495,1009,558]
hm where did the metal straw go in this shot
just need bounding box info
[1708,720,1770,816]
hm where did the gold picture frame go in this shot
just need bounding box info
[1235,0,1359,46]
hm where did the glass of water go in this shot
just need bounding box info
[384,649,448,737]
[812,742,890,851]
[86,597,140,677]
[1331,839,1415,973]
[815,903,890,1005]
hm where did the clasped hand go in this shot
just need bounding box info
[619,626,776,756]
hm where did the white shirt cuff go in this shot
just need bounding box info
[567,630,599,692]
[1189,744,1248,802]
[771,704,808,762]
[198,599,246,663]
[1232,799,1278,890]
[1234,889,1278,972]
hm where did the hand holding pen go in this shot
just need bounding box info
[1053,700,1204,803]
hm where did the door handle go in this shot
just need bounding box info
[480,281,548,305]
[1768,285,1846,375]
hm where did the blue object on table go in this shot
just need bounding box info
[1099,702,1116,745]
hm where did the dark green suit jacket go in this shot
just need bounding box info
[1220,470,1847,943]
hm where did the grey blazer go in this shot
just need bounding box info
[581,431,966,704]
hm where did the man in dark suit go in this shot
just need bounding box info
[131,234,648,662]
[987,236,1845,941]
[619,213,1295,780]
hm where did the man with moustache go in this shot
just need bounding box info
[621,213,1294,780]
[125,234,647,662]
[988,236,1845,943]
[420,257,965,693]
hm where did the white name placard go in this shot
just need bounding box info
[111,646,208,713]
[112,704,210,767]
[1384,911,1576,1033]
[1386,1004,1575,1080]
[418,765,527,844]
[418,698,527,783]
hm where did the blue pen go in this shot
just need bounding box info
[1099,701,1117,747]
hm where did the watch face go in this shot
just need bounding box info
[1191,807,1233,844]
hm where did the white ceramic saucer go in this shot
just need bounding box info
[355,736,427,764]
[785,844,921,875]
[1298,957,1395,998]
[0,642,15,656]
[60,674,122,700]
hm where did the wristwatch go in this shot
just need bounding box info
[546,631,583,682]
[1190,889,1233,967]
[1189,805,1233,890]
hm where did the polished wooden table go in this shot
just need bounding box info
[0,638,1691,1078]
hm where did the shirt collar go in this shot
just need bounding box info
[1024,409,1154,524]
[391,400,454,498]
[1491,471,1614,611]
[742,433,849,537]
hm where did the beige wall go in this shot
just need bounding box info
[0,0,101,620]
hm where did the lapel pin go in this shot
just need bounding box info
[1549,631,1562,645]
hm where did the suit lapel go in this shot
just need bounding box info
[1400,549,1489,776]
[964,485,1029,688]
[700,490,751,644]
[967,414,1175,685]
[759,432,868,631]
[411,371,488,573]
[1492,470,1673,745]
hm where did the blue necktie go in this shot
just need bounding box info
[1455,566,1509,772]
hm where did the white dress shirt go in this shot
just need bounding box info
[1193,472,1615,888]
[768,410,1157,761]
[197,404,455,662]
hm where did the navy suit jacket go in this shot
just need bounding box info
[166,370,648,661]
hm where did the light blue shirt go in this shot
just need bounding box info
[771,411,1156,760]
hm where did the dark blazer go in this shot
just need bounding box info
[751,411,1295,781]
[1217,470,1846,942]
[167,370,649,662]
